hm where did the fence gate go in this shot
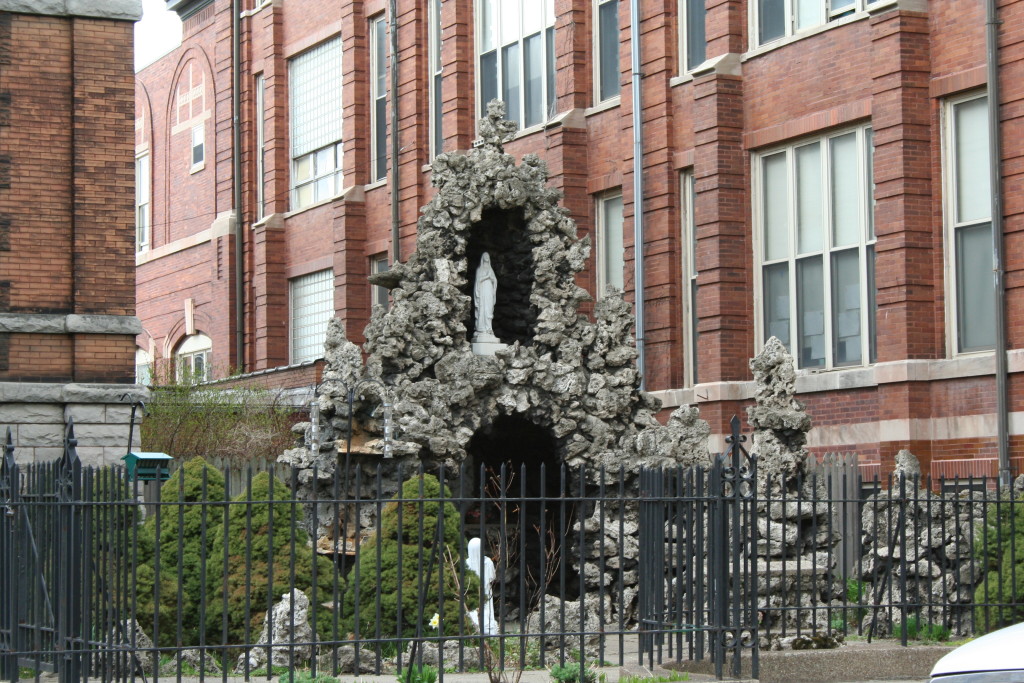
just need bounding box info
[1,422,143,683]
[638,416,759,679]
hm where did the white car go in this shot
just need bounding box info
[931,621,1024,682]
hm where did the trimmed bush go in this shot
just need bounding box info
[341,474,480,641]
[205,471,336,646]
[974,493,1024,632]
[135,457,226,647]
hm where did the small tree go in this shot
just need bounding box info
[205,472,336,646]
[135,457,226,647]
[341,474,480,642]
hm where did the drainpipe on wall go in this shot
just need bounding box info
[986,0,1010,486]
[629,0,646,389]
[232,0,246,372]
[389,0,401,264]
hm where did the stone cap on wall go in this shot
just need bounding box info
[0,0,142,20]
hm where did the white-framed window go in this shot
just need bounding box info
[290,269,335,363]
[594,0,619,102]
[477,0,556,129]
[429,0,444,157]
[371,254,390,311]
[191,123,205,170]
[681,0,706,72]
[136,152,150,252]
[755,125,876,370]
[945,92,995,354]
[255,74,266,220]
[596,191,625,296]
[290,38,343,210]
[136,347,153,386]
[370,15,388,182]
[681,172,699,386]
[755,0,863,46]
[176,333,212,383]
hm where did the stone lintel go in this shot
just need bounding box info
[0,313,143,335]
[0,0,142,20]
[0,381,148,404]
[691,53,743,79]
[867,0,928,15]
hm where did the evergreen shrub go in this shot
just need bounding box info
[974,493,1024,632]
[341,474,480,641]
[205,471,336,645]
[135,457,226,647]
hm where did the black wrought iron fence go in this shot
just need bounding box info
[4,417,1022,683]
[0,421,759,683]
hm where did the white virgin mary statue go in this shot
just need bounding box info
[466,537,499,635]
[473,252,498,340]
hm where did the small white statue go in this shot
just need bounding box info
[465,537,499,635]
[473,252,497,340]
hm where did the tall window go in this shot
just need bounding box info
[429,0,444,156]
[290,269,335,363]
[191,123,205,170]
[946,93,995,353]
[290,38,343,210]
[136,153,150,252]
[136,348,153,386]
[756,126,876,370]
[681,173,699,385]
[255,74,266,220]
[596,192,625,296]
[478,0,556,128]
[756,0,863,46]
[682,0,706,71]
[595,0,619,102]
[371,254,390,311]
[370,15,388,182]
[176,333,212,383]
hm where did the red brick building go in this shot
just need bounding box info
[135,0,1024,477]
[0,0,145,464]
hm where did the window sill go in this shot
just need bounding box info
[365,178,388,191]
[190,161,205,174]
[743,10,870,62]
[669,72,696,88]
[586,96,621,117]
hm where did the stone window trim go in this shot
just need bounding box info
[0,313,143,336]
[593,0,620,104]
[745,2,870,56]
[190,122,205,173]
[680,171,698,387]
[943,90,996,356]
[175,332,212,384]
[475,0,556,130]
[289,269,335,364]
[289,37,343,211]
[136,151,151,252]
[679,0,706,74]
[370,14,389,183]
[752,123,877,372]
[595,190,625,298]
[429,0,444,158]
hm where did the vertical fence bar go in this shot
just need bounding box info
[1,430,18,683]
[57,421,83,683]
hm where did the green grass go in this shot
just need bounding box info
[618,673,690,683]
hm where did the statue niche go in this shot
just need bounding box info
[466,208,537,348]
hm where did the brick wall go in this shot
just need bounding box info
[135,0,1024,473]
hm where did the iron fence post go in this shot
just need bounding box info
[56,421,83,683]
[1,429,18,682]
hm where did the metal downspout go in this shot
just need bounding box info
[630,0,646,389]
[232,0,245,371]
[389,0,401,264]
[987,0,1010,486]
